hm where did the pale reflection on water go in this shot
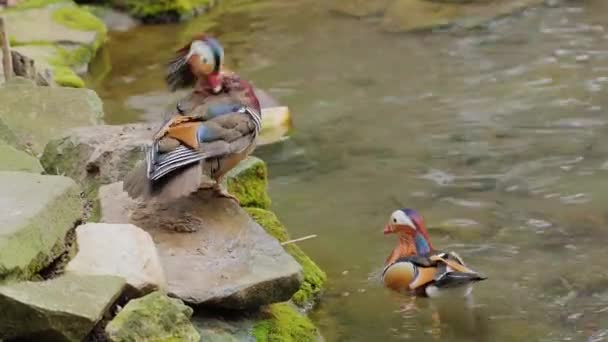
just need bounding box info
[89,0,608,340]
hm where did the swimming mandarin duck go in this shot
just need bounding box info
[381,209,487,298]
[123,35,261,203]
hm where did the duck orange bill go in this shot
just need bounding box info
[383,225,394,235]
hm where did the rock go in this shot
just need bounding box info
[331,0,390,17]
[86,5,140,32]
[194,314,255,341]
[4,3,101,46]
[0,171,83,281]
[0,140,43,173]
[193,303,321,341]
[246,208,326,308]
[0,273,126,342]
[41,123,156,186]
[65,223,167,295]
[3,1,107,87]
[10,50,53,86]
[252,303,320,342]
[98,182,303,309]
[0,78,103,154]
[0,116,23,150]
[224,156,272,209]
[105,291,199,342]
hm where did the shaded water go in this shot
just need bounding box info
[89,0,608,340]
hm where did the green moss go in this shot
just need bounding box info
[105,291,200,342]
[252,303,318,342]
[50,65,85,87]
[46,5,107,87]
[246,208,326,307]
[225,157,271,209]
[52,6,107,50]
[113,0,211,20]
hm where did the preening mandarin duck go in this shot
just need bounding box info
[122,35,262,203]
[381,209,487,298]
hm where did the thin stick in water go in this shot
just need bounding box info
[0,17,13,81]
[281,234,318,246]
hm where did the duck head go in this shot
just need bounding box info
[383,208,433,255]
[166,34,225,94]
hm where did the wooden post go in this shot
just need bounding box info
[0,17,13,81]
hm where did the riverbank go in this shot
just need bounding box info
[0,76,326,341]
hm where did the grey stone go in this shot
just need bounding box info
[0,273,125,342]
[66,223,167,295]
[0,78,103,154]
[0,171,82,281]
[98,182,303,309]
[41,123,156,186]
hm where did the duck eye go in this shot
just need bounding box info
[392,218,397,223]
[202,58,208,64]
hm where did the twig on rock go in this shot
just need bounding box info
[0,17,13,80]
[281,234,318,246]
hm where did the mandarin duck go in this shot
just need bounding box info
[122,35,262,203]
[381,209,487,298]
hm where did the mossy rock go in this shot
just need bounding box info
[4,1,107,87]
[252,303,319,342]
[225,157,272,209]
[246,208,326,308]
[0,172,83,282]
[0,141,43,173]
[107,0,213,22]
[105,291,200,342]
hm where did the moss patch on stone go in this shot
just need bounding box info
[105,291,200,342]
[52,6,107,50]
[252,303,318,342]
[225,157,272,209]
[246,208,326,308]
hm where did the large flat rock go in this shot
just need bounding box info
[0,273,126,341]
[99,182,303,309]
[0,171,83,281]
[0,78,103,154]
[66,223,167,295]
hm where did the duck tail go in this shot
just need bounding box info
[123,162,203,201]
[123,161,151,199]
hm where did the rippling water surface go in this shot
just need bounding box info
[89,0,608,340]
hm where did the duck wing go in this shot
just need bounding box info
[123,107,261,200]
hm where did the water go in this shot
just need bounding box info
[88,0,608,340]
